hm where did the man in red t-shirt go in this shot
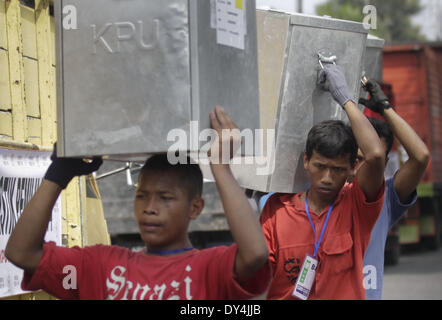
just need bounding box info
[260,64,386,300]
[5,107,271,300]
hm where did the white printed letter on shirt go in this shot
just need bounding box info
[62,265,77,290]
[363,265,377,290]
[106,266,127,299]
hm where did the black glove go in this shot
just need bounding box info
[317,64,354,107]
[44,143,103,189]
[359,79,392,115]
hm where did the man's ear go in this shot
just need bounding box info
[189,197,204,220]
[348,163,357,182]
[303,153,309,170]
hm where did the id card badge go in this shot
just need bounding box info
[292,255,318,300]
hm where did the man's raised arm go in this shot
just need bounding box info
[5,147,102,273]
[208,106,269,285]
[318,64,385,201]
[360,79,430,203]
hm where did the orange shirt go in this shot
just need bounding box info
[260,178,385,300]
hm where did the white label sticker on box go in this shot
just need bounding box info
[215,0,246,50]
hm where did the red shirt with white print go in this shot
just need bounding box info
[22,242,270,300]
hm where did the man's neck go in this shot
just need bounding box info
[145,238,194,256]
[305,190,335,216]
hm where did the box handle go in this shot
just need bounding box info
[317,50,337,69]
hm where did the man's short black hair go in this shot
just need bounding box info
[139,153,203,201]
[367,117,394,157]
[305,120,358,165]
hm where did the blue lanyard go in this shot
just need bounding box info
[305,194,334,258]
[147,247,194,255]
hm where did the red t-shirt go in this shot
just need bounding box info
[22,242,270,300]
[260,178,384,300]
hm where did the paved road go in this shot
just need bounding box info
[383,247,442,300]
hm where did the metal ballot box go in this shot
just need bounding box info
[228,10,369,193]
[364,34,385,82]
[360,34,385,107]
[55,0,259,159]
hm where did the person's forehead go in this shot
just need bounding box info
[137,169,183,193]
[311,150,351,166]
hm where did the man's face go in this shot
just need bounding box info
[133,170,203,250]
[304,150,354,203]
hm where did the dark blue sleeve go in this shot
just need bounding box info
[387,174,417,228]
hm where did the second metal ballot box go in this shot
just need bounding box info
[229,10,369,193]
[360,34,385,110]
[364,34,385,82]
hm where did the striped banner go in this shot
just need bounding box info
[0,148,61,298]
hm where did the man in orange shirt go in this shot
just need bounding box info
[260,64,386,299]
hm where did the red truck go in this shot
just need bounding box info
[382,43,442,262]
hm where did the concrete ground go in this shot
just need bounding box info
[383,246,442,300]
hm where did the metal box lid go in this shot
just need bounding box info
[55,0,259,159]
[227,10,369,193]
